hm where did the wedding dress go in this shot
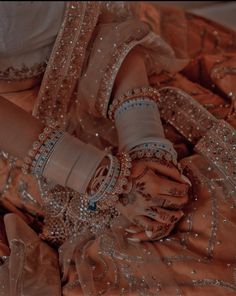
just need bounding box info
[0,2,235,295]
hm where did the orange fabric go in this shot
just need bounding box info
[0,3,235,295]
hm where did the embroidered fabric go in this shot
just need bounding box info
[0,2,236,295]
[33,1,101,128]
[0,2,66,81]
[157,87,218,145]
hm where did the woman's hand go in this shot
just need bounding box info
[116,158,190,242]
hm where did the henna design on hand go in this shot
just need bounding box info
[119,192,137,206]
[145,207,181,224]
[150,223,172,241]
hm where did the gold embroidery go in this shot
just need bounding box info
[195,120,236,188]
[96,27,151,117]
[33,1,101,128]
[157,87,217,145]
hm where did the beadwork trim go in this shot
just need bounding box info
[96,28,152,118]
[22,126,59,175]
[108,86,160,121]
[157,87,217,145]
[130,142,178,165]
[31,130,65,176]
[114,97,157,121]
[157,87,236,186]
[195,120,236,188]
[33,1,101,127]
[0,62,46,81]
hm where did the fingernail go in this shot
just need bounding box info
[125,228,138,234]
[181,175,192,186]
[145,230,153,238]
[127,237,140,243]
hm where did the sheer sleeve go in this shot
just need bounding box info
[76,2,188,119]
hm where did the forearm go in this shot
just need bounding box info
[0,97,106,196]
[111,49,166,151]
[112,50,149,99]
[0,96,44,159]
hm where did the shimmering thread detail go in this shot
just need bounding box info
[0,62,46,81]
[9,239,26,295]
[109,87,160,121]
[195,120,236,188]
[0,153,16,199]
[38,179,119,246]
[17,180,42,209]
[181,279,236,292]
[157,87,217,145]
[99,233,180,295]
[33,1,101,127]
[183,155,236,260]
[129,141,177,165]
[114,98,156,121]
[96,29,151,117]
[22,125,61,175]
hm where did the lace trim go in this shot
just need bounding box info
[0,62,46,81]
[157,87,236,187]
[33,1,101,127]
[181,279,236,292]
[96,27,150,117]
[195,120,236,188]
[158,87,217,145]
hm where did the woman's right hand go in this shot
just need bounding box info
[116,158,190,242]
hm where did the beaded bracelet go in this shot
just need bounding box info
[22,125,62,175]
[108,86,160,121]
[129,142,178,165]
[114,97,157,121]
[31,130,65,176]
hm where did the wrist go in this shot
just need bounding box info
[109,86,165,152]
[22,125,106,194]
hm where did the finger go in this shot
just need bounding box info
[137,169,189,197]
[132,215,158,231]
[127,222,173,242]
[117,193,145,219]
[127,231,151,242]
[147,160,191,186]
[150,223,175,241]
[142,207,184,224]
[133,159,183,183]
[125,225,142,234]
[144,194,188,210]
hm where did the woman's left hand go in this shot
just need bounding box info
[116,158,191,242]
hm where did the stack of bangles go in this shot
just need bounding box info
[87,153,132,211]
[22,125,132,212]
[108,86,178,165]
[22,86,178,215]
